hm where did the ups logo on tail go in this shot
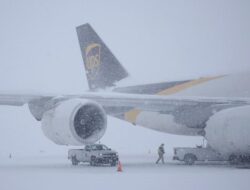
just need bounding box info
[85,43,101,79]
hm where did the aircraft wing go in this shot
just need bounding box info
[1,92,250,131]
[0,92,249,110]
[77,92,250,109]
[0,94,45,106]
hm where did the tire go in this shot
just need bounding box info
[71,156,79,166]
[110,160,117,167]
[229,154,239,165]
[90,156,96,166]
[184,154,197,165]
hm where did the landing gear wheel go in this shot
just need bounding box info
[184,154,196,165]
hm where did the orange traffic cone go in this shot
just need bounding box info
[117,161,122,172]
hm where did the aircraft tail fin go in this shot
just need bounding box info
[76,23,128,90]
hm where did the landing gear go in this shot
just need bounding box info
[229,154,250,165]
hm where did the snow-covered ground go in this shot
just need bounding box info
[0,154,250,190]
[0,106,250,190]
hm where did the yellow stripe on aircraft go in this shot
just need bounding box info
[124,76,222,123]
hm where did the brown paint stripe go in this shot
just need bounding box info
[124,109,141,124]
[124,76,223,123]
[157,76,222,96]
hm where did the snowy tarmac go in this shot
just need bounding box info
[0,109,250,190]
[0,154,249,190]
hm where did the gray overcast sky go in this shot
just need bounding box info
[0,0,249,93]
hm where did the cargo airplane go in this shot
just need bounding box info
[1,24,250,161]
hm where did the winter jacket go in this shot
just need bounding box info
[158,146,165,155]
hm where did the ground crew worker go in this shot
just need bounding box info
[156,143,165,164]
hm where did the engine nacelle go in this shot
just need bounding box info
[205,105,250,156]
[41,99,107,145]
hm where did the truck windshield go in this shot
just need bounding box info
[92,145,108,150]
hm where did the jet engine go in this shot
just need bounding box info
[41,99,107,145]
[205,105,250,156]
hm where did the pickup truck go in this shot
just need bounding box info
[68,144,119,166]
[173,146,225,165]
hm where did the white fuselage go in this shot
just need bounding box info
[129,72,250,155]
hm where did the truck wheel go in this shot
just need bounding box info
[184,154,196,165]
[229,154,239,165]
[110,160,117,167]
[71,156,79,166]
[90,157,96,166]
